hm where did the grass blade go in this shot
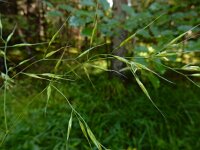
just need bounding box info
[11,42,47,47]
[90,17,98,46]
[159,23,200,52]
[76,43,106,59]
[155,51,177,57]
[133,73,165,118]
[67,111,73,141]
[0,42,48,48]
[40,73,73,81]
[48,22,66,48]
[113,55,129,64]
[0,50,5,56]
[44,16,70,55]
[47,84,51,102]
[54,49,65,72]
[119,32,137,48]
[87,127,102,150]
[134,73,151,100]
[83,66,95,88]
[153,60,200,88]
[22,73,43,79]
[6,25,16,43]
[166,24,200,47]
[189,73,200,77]
[181,65,200,71]
[119,14,163,48]
[133,62,174,84]
[90,3,98,46]
[78,120,90,142]
[18,57,33,66]
[45,47,64,58]
[45,84,51,114]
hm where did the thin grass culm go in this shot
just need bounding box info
[1,23,17,146]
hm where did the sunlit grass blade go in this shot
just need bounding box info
[134,73,151,100]
[119,14,163,48]
[166,24,200,47]
[113,55,130,64]
[133,62,174,84]
[88,64,127,78]
[153,60,200,88]
[181,65,200,71]
[90,3,98,47]
[47,84,51,103]
[0,50,5,56]
[18,57,34,66]
[87,127,102,150]
[54,49,65,72]
[90,17,97,46]
[119,32,136,48]
[67,111,73,141]
[133,73,166,118]
[51,84,97,150]
[83,66,95,88]
[159,23,200,52]
[44,84,51,114]
[45,16,70,55]
[48,22,66,48]
[78,119,91,147]
[40,73,73,81]
[1,72,14,82]
[45,47,64,58]
[88,64,109,71]
[6,25,16,43]
[155,51,177,57]
[22,73,46,80]
[166,32,189,47]
[189,73,200,77]
[76,43,106,59]
[8,42,48,48]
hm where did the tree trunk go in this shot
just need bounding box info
[111,0,128,77]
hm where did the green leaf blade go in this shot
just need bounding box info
[87,127,102,150]
[45,84,52,114]
[133,73,166,118]
[47,84,51,101]
[67,112,73,141]
[79,120,89,140]
[22,73,43,79]
[6,25,16,43]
